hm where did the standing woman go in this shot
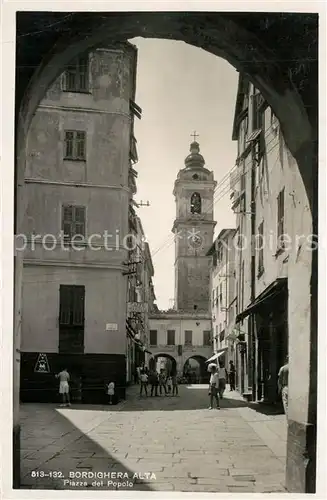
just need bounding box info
[229,360,236,391]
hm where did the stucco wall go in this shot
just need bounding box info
[21,45,135,358]
[22,265,127,354]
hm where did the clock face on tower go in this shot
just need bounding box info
[188,232,203,248]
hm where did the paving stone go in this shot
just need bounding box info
[20,384,287,493]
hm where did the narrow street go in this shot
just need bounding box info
[20,385,287,493]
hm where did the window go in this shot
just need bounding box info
[64,55,89,92]
[203,330,211,346]
[277,188,285,251]
[252,92,265,130]
[212,290,215,307]
[258,221,264,276]
[184,330,193,346]
[149,330,157,346]
[64,130,86,160]
[219,283,223,302]
[167,330,175,346]
[217,243,223,263]
[62,205,86,243]
[59,285,85,326]
[190,192,201,214]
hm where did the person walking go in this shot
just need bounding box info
[218,361,228,398]
[55,368,71,407]
[278,356,289,416]
[229,360,236,391]
[158,369,167,396]
[172,371,179,396]
[139,370,148,397]
[208,365,220,409]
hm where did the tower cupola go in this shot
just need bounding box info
[184,141,205,169]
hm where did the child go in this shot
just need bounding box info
[107,381,115,405]
[166,374,173,394]
[139,370,148,397]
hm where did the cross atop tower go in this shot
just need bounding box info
[191,131,199,142]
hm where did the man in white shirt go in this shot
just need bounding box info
[55,368,70,407]
[139,370,148,397]
[208,365,220,409]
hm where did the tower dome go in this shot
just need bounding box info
[184,141,205,169]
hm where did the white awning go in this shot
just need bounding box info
[206,348,228,363]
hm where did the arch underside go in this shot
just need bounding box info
[13,11,318,493]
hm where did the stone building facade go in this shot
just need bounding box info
[214,75,299,403]
[208,228,237,366]
[126,211,156,383]
[20,42,140,403]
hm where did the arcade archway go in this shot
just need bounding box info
[149,354,177,375]
[183,355,210,384]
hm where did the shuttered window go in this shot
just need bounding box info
[62,205,86,242]
[59,285,85,326]
[277,188,285,249]
[64,55,89,92]
[64,131,86,160]
[184,330,192,346]
[258,221,264,275]
[167,330,175,346]
[149,330,157,346]
[203,331,211,346]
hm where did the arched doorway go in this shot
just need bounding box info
[149,354,177,375]
[183,355,209,384]
[12,11,318,493]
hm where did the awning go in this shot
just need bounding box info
[236,278,287,323]
[206,347,228,363]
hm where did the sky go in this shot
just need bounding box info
[130,38,238,310]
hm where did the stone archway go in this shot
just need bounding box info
[183,355,209,384]
[13,11,318,493]
[149,354,177,375]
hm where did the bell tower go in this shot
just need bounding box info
[172,135,217,312]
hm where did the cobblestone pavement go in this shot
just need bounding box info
[20,384,287,492]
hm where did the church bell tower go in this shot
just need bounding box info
[172,134,217,312]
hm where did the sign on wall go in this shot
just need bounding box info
[127,302,148,313]
[34,353,50,373]
[106,323,118,331]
